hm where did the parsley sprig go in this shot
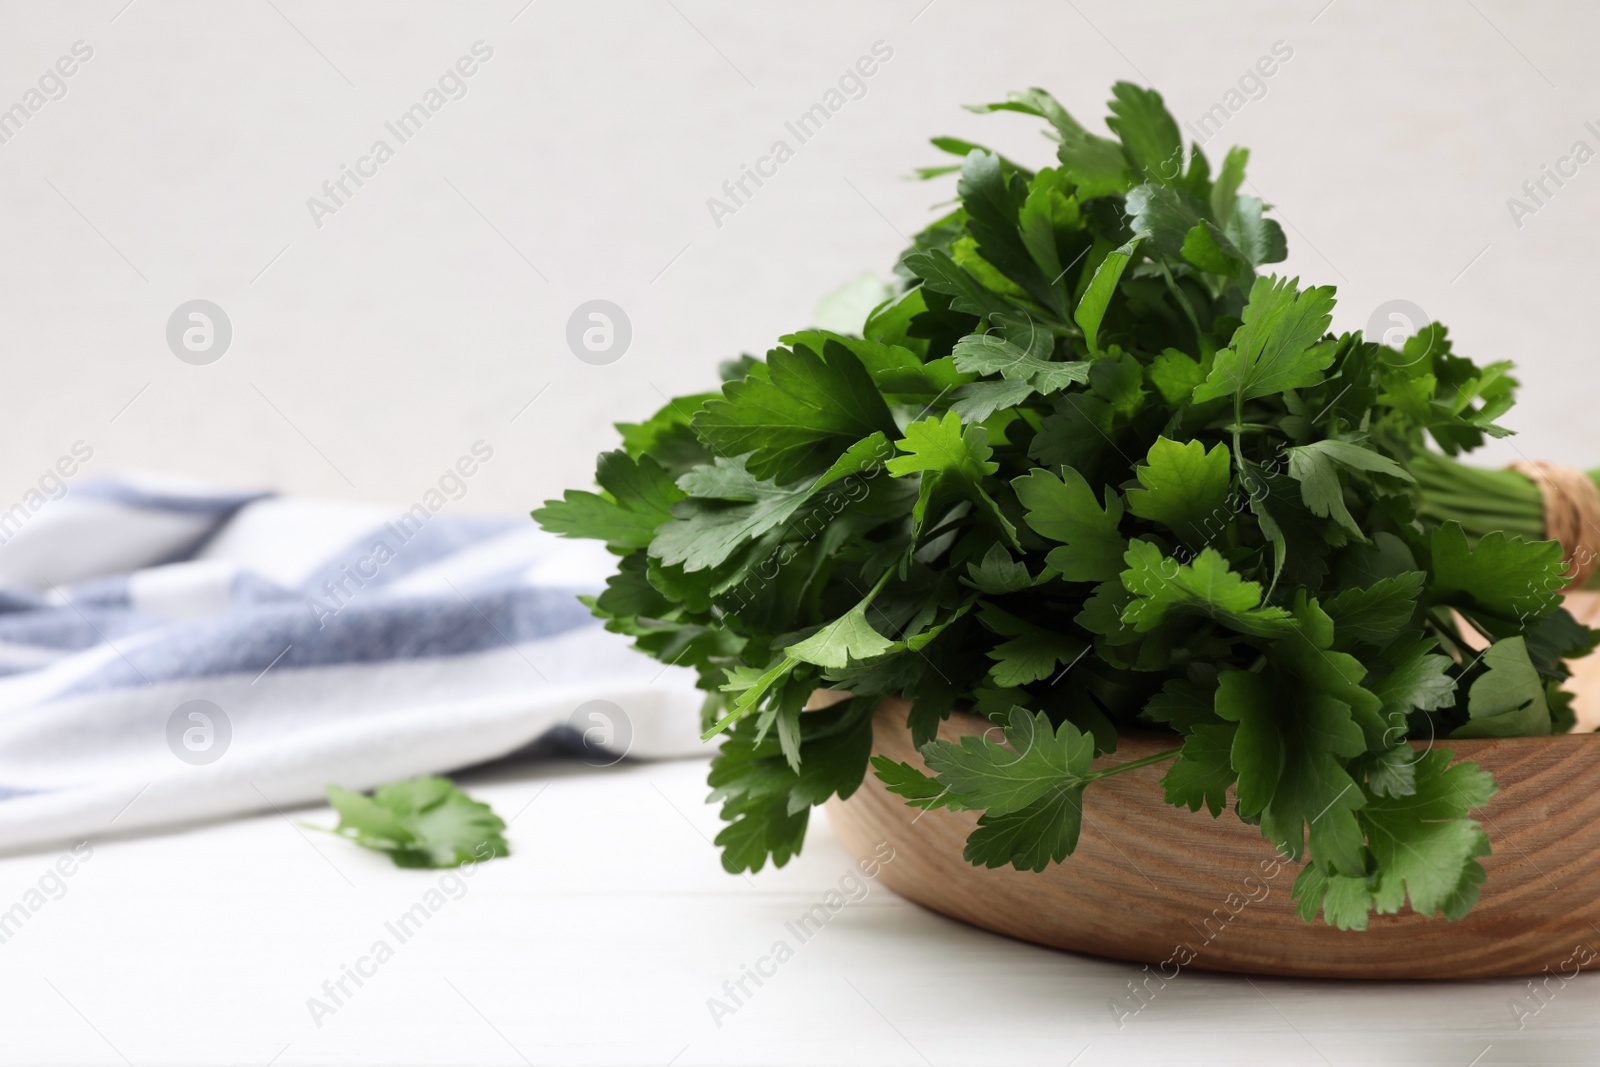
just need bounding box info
[318,778,510,869]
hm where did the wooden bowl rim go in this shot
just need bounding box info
[923,706,1599,761]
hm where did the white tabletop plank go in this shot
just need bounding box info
[0,756,1595,1066]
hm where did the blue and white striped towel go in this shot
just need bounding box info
[0,474,705,854]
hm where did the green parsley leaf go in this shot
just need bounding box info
[1192,275,1336,405]
[533,451,683,551]
[1368,634,1457,716]
[1075,239,1138,354]
[888,411,1018,545]
[920,705,1094,819]
[1285,439,1414,538]
[1224,196,1288,267]
[787,575,896,670]
[323,778,509,869]
[902,248,1019,322]
[951,332,1089,394]
[1360,749,1495,918]
[870,755,956,809]
[651,435,889,572]
[1160,722,1236,817]
[1146,348,1206,404]
[695,339,897,483]
[1013,466,1126,582]
[1215,668,1366,872]
[1323,572,1426,646]
[1297,750,1496,929]
[1125,437,1232,544]
[1209,146,1249,228]
[964,543,1035,595]
[1105,82,1183,185]
[1430,523,1567,623]
[977,604,1087,687]
[1120,541,1295,637]
[963,783,1086,872]
[1453,636,1552,738]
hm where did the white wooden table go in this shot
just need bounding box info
[0,755,1594,1067]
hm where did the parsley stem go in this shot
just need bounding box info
[1085,745,1184,781]
[1230,394,1248,503]
[1156,260,1202,342]
[1425,608,1474,662]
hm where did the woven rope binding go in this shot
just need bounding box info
[1508,460,1600,590]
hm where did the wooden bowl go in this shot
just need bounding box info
[825,697,1600,979]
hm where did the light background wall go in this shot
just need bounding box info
[0,0,1594,516]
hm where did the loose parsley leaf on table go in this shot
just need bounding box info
[321,778,509,869]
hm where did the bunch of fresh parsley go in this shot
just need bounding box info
[535,84,1597,929]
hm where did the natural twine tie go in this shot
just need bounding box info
[1508,460,1600,589]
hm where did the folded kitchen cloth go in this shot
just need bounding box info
[0,475,706,854]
